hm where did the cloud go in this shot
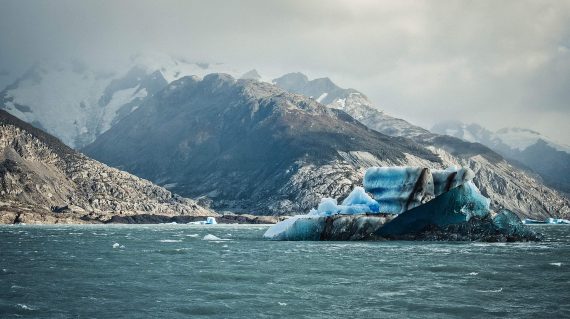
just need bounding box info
[0,0,569,143]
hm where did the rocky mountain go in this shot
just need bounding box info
[84,74,444,215]
[273,73,570,219]
[432,121,570,195]
[0,55,247,148]
[0,109,214,224]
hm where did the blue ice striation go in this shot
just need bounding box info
[363,167,433,214]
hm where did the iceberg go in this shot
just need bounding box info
[264,166,541,242]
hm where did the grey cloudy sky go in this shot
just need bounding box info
[1,0,569,143]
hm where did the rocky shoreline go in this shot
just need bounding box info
[0,209,285,225]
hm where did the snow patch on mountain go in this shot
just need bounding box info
[100,85,147,133]
[495,127,570,153]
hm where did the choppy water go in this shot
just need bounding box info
[0,224,569,318]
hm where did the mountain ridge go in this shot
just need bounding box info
[84,73,442,215]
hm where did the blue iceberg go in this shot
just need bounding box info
[264,166,541,242]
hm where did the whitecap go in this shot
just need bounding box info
[549,262,562,267]
[467,272,479,276]
[278,302,287,306]
[476,288,503,293]
[186,234,199,237]
[16,304,35,311]
[112,243,120,248]
[159,239,182,243]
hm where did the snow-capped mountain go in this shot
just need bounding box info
[432,121,570,195]
[432,121,570,154]
[273,72,570,218]
[0,54,248,148]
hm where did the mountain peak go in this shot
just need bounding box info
[240,69,262,81]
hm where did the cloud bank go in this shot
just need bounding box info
[1,0,569,142]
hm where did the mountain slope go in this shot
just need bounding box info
[273,73,570,219]
[84,74,442,215]
[432,121,570,195]
[0,109,213,224]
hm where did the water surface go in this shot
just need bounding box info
[1,224,568,318]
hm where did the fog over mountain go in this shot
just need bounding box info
[1,0,569,144]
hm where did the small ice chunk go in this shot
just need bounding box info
[112,243,120,249]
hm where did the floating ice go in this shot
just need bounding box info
[264,165,540,241]
[188,217,218,225]
[202,234,229,241]
[112,243,120,248]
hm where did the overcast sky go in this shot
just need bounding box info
[1,0,569,144]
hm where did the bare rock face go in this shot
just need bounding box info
[0,110,215,224]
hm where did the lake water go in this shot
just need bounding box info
[0,224,568,318]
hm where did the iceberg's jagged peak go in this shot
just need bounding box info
[306,187,380,217]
